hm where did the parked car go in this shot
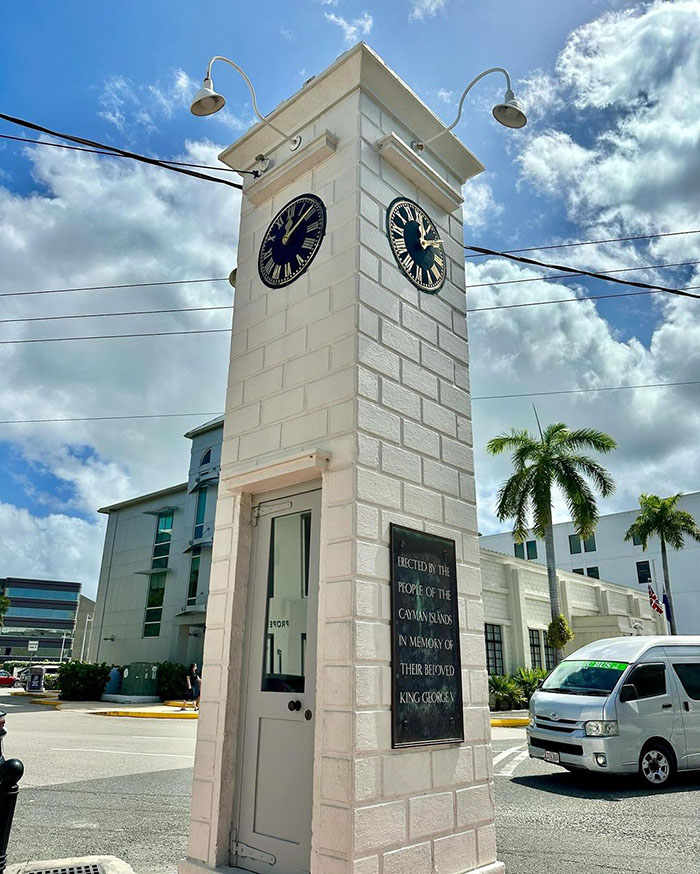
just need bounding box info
[0,671,21,689]
[17,664,61,688]
[528,635,700,787]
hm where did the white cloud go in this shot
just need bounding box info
[0,137,239,590]
[324,11,373,45]
[281,28,296,42]
[0,503,105,597]
[409,0,448,22]
[462,177,504,230]
[437,88,455,104]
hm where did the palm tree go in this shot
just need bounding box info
[487,422,617,658]
[624,494,700,635]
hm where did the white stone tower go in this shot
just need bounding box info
[180,43,503,874]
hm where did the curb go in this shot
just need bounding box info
[91,709,198,719]
[491,718,529,727]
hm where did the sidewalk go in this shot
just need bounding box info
[490,709,529,727]
[9,691,198,719]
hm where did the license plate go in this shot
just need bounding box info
[544,750,560,764]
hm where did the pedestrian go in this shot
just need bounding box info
[184,662,201,711]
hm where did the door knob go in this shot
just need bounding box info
[288,699,302,711]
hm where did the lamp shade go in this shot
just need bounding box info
[190,78,226,117]
[492,89,527,129]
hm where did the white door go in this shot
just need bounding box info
[234,489,320,874]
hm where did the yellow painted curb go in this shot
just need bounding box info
[163,700,197,709]
[11,690,59,698]
[491,718,529,727]
[91,709,198,719]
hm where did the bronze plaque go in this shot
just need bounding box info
[390,524,464,747]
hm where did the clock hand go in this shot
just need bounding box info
[418,226,444,248]
[282,206,314,245]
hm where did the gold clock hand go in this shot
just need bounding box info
[282,206,314,245]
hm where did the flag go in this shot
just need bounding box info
[662,593,673,622]
[648,585,663,615]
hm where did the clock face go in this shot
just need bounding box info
[258,194,327,288]
[386,197,446,294]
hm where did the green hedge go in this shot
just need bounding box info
[58,661,110,701]
[156,661,187,701]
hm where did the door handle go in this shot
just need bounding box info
[288,699,302,712]
[683,701,690,711]
[662,703,672,709]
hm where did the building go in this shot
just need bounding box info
[481,491,700,634]
[89,416,222,666]
[0,577,92,661]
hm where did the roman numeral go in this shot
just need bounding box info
[394,236,407,254]
[433,252,444,267]
[301,236,315,251]
[296,253,305,267]
[403,204,415,222]
[306,220,320,233]
[264,257,275,275]
[272,264,281,281]
[430,264,441,281]
[393,211,406,226]
[284,262,292,280]
[401,252,414,271]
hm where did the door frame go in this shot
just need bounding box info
[230,482,322,870]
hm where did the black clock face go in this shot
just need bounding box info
[386,197,446,294]
[258,194,327,288]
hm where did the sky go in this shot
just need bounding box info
[1,1,700,598]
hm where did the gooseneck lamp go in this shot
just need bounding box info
[190,56,302,152]
[414,67,526,152]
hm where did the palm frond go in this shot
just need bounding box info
[561,427,617,453]
[567,455,616,498]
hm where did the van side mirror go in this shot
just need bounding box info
[619,683,638,703]
[536,678,545,689]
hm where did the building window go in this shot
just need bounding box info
[526,540,538,560]
[586,567,600,579]
[583,534,596,553]
[529,629,542,669]
[143,572,166,637]
[544,640,556,671]
[632,533,643,547]
[484,624,504,675]
[572,568,584,575]
[188,548,201,606]
[514,542,525,559]
[152,512,173,569]
[568,534,581,554]
[194,488,207,540]
[636,560,652,585]
[200,448,212,467]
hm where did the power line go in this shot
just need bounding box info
[465,245,700,301]
[464,228,700,259]
[0,412,223,425]
[0,133,241,172]
[0,277,229,299]
[0,305,233,325]
[0,112,245,189]
[464,259,700,290]
[472,379,700,401]
[0,328,232,345]
[466,284,700,314]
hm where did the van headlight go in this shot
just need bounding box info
[585,720,618,737]
[528,713,535,728]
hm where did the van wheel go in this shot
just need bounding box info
[639,742,676,788]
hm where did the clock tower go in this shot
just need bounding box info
[181,43,503,874]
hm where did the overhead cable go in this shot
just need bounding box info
[0,305,233,325]
[0,112,245,189]
[466,285,700,314]
[464,228,700,259]
[0,412,223,425]
[464,245,700,300]
[472,379,700,400]
[0,328,232,345]
[0,133,241,172]
[0,277,229,299]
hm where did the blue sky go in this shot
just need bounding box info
[2,1,700,594]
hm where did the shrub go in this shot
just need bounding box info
[488,674,524,711]
[43,674,60,691]
[156,661,187,701]
[547,614,574,650]
[58,661,110,701]
[513,666,547,704]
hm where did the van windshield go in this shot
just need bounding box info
[541,660,628,696]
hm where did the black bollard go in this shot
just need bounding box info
[0,710,23,874]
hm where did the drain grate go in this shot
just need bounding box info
[22,866,104,874]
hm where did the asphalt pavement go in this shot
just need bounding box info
[491,727,700,874]
[0,691,195,873]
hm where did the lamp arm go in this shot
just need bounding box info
[205,56,296,147]
[420,67,512,149]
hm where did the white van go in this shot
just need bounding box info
[528,636,700,787]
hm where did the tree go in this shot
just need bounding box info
[0,596,9,627]
[487,422,617,660]
[624,494,700,635]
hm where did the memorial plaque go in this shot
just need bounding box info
[390,524,464,747]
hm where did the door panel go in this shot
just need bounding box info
[235,489,320,874]
[671,661,700,769]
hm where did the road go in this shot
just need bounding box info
[491,727,700,874]
[0,692,195,873]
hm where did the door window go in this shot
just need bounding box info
[673,664,700,700]
[626,663,666,698]
[261,510,311,693]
